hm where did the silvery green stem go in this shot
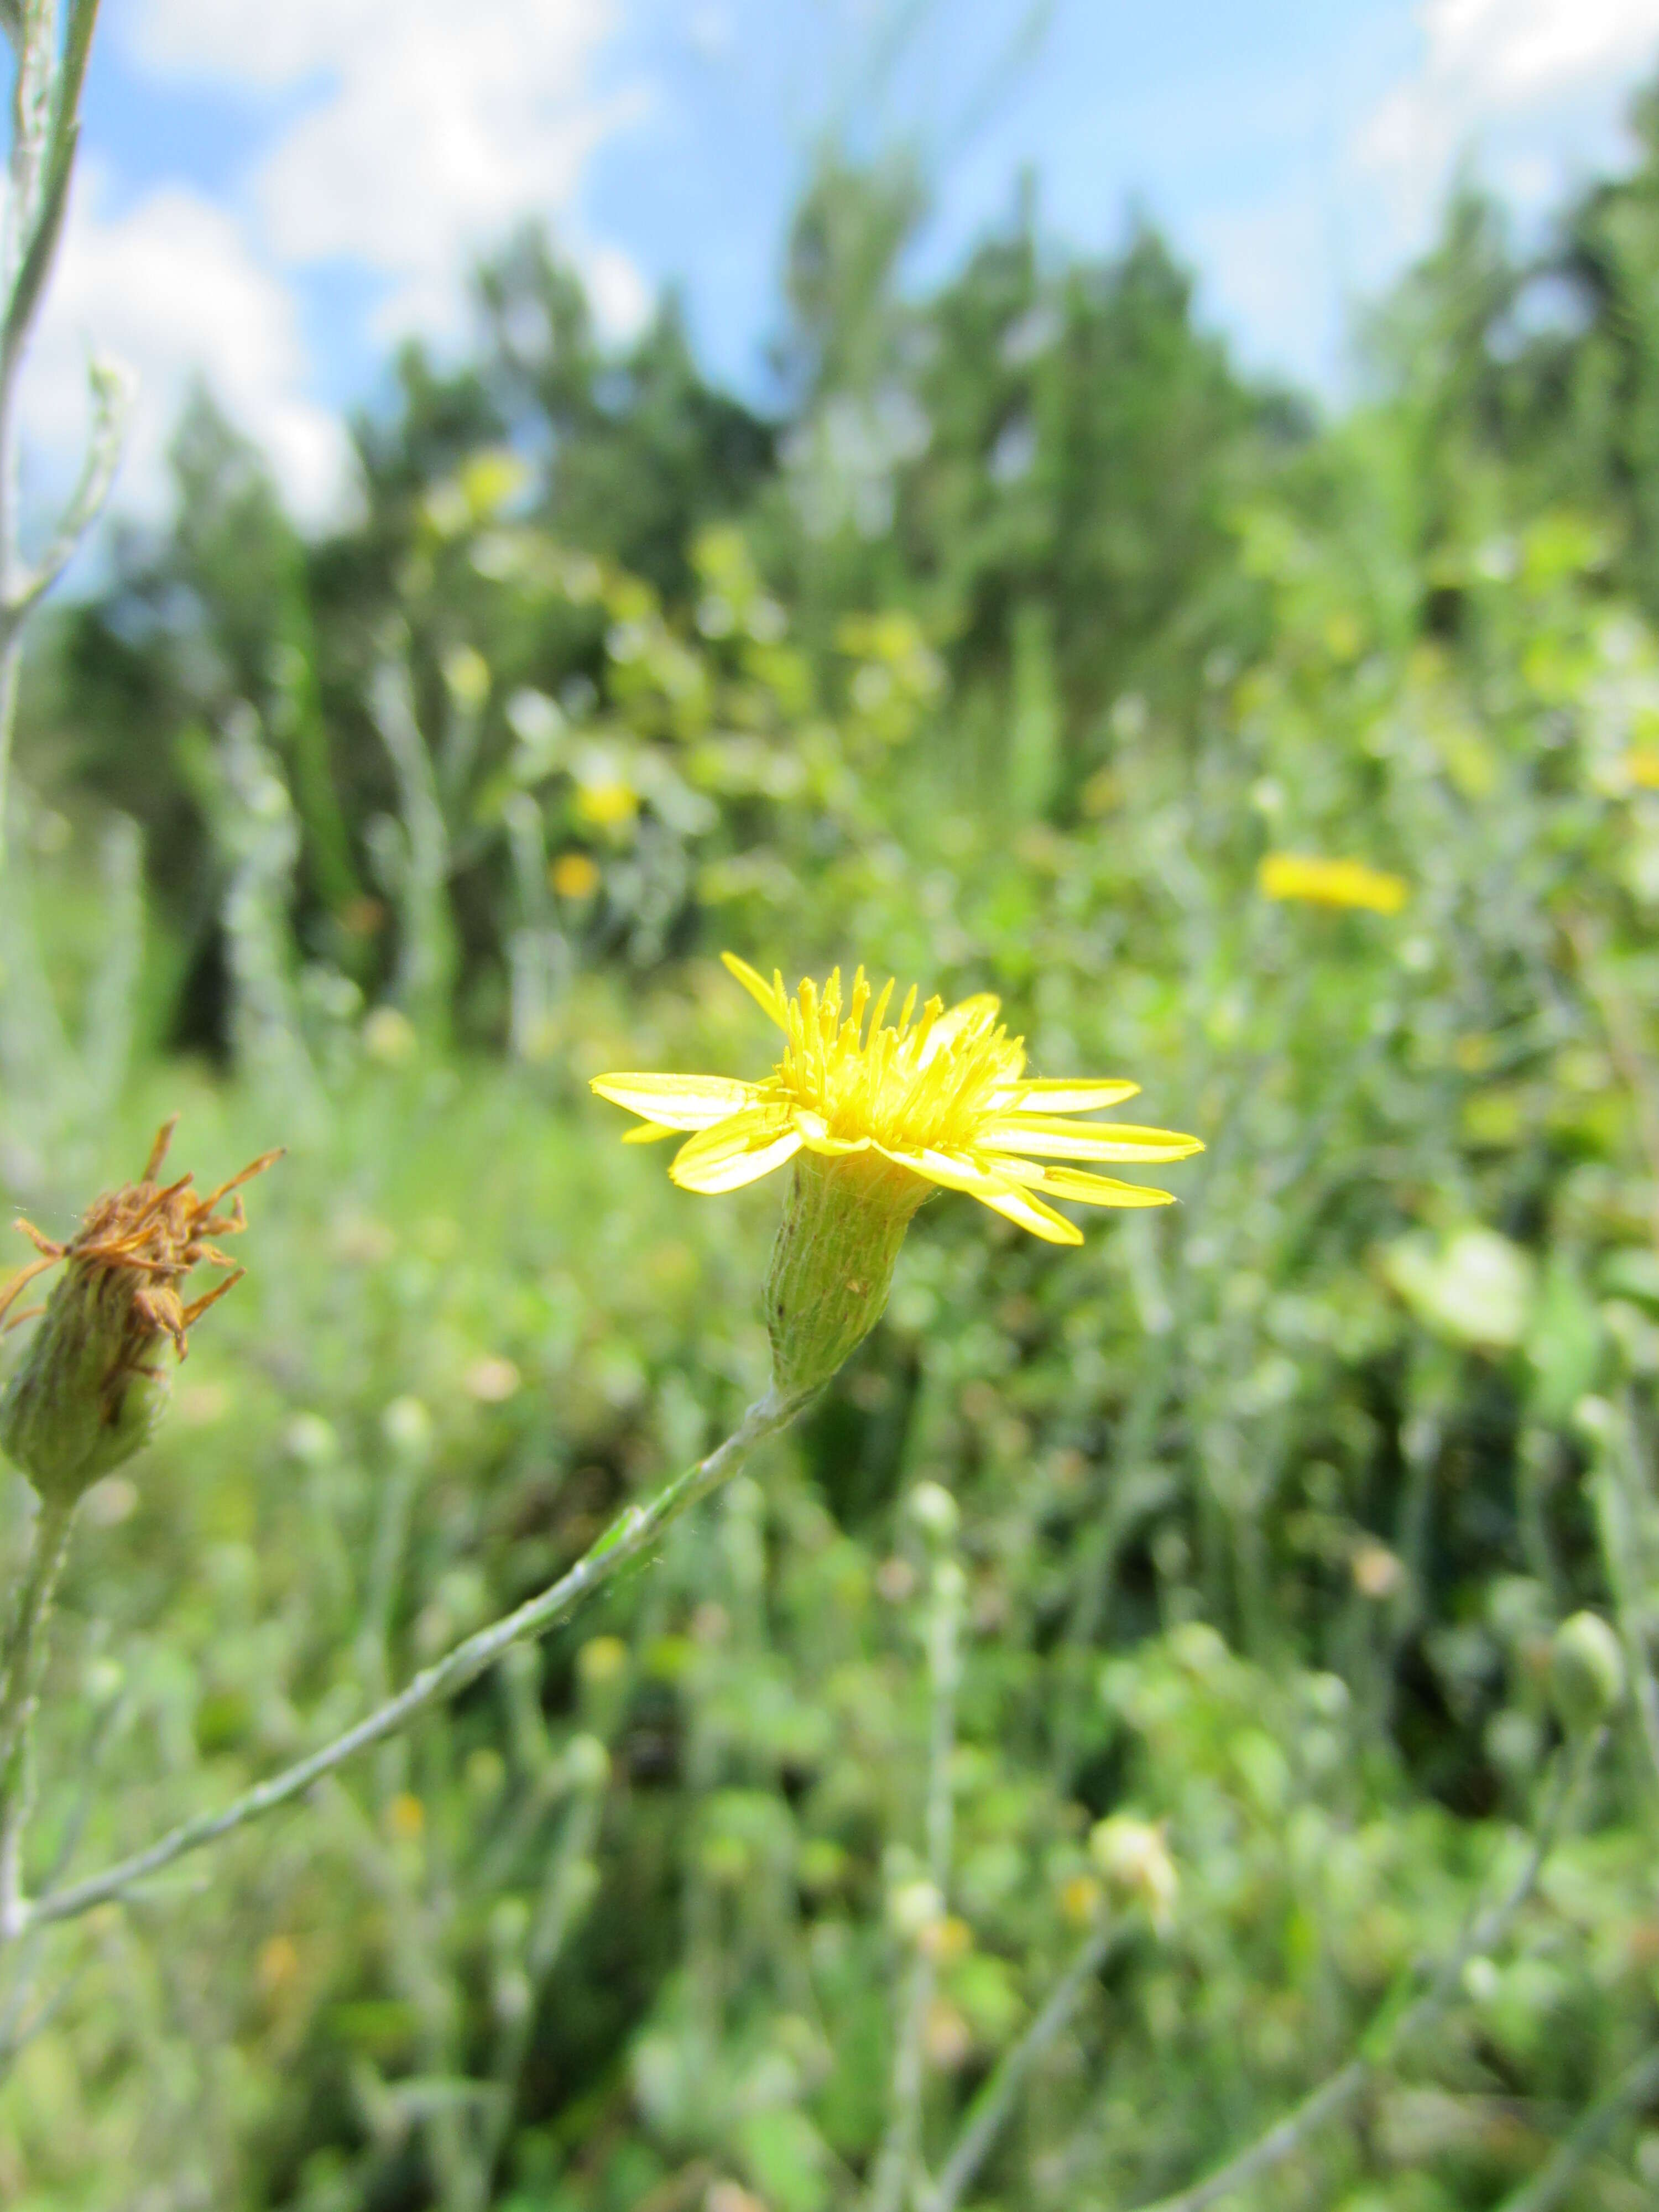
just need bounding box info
[924,1913,1123,2212]
[1123,1729,1604,2212]
[1494,2037,1659,2212]
[1587,1396,1659,1796]
[370,656,457,1036]
[18,1390,794,1933]
[0,0,111,864]
[0,1489,75,1933]
[867,1535,962,2212]
[466,1758,606,2208]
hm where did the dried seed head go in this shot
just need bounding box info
[0,1120,280,1501]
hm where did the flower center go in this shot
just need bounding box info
[769,968,1022,1154]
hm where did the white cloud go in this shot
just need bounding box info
[1362,0,1659,233]
[1419,0,1659,106]
[131,0,638,342]
[581,242,653,343]
[23,167,353,528]
[17,1,651,528]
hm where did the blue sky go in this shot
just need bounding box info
[25,0,1659,524]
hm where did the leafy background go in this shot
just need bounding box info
[4,75,1659,2212]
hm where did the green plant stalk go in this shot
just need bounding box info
[15,1390,795,1935]
[866,1540,962,2212]
[1121,1726,1605,2212]
[1590,1399,1659,1798]
[922,1912,1124,2212]
[0,1490,76,1933]
[466,1769,606,2209]
[1493,2036,1659,2212]
[0,0,106,861]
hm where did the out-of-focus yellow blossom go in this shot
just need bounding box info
[550,851,601,899]
[575,781,638,831]
[592,953,1201,1246]
[1625,746,1659,790]
[441,644,491,711]
[1258,853,1409,913]
[387,1792,426,1841]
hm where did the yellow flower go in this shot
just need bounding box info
[1258,853,1409,913]
[592,954,1201,1248]
[1625,746,1659,790]
[550,850,601,899]
[575,780,638,830]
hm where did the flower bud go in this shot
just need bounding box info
[1089,1813,1178,1931]
[1550,1610,1625,1734]
[763,1151,926,1402]
[563,1732,611,1792]
[0,1121,278,1504]
[906,1481,959,1542]
[888,1877,945,1942]
[381,1395,433,1461]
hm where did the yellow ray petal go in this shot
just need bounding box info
[722,951,790,1029]
[791,1108,872,1157]
[980,1115,1203,1163]
[622,1122,678,1145]
[591,1071,757,1129]
[879,1145,1009,1198]
[1022,1163,1176,1208]
[670,1110,800,1193]
[999,1078,1142,1112]
[972,1183,1083,1244]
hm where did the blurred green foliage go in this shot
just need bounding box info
[4,91,1659,2212]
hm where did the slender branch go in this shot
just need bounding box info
[0,1489,75,1933]
[1124,1731,1603,2212]
[1,350,131,625]
[0,1489,74,1769]
[867,1538,963,2212]
[1127,2058,1371,2212]
[1567,915,1659,1248]
[17,1391,796,1934]
[1588,1399,1659,1798]
[1494,2038,1659,2212]
[467,1759,606,2208]
[0,0,108,858]
[924,1914,1123,2212]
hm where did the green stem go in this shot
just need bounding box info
[923,1913,1122,2212]
[867,1540,962,2212]
[16,1391,795,1934]
[467,1771,606,2209]
[0,1489,76,1932]
[1123,1728,1604,2212]
[1494,2038,1659,2212]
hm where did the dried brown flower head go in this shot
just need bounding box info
[0,1119,281,1499]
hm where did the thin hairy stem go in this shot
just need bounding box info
[467,1767,606,2208]
[0,1490,76,1933]
[1589,1397,1659,1798]
[1494,2037,1659,2212]
[867,1537,963,2212]
[17,1391,796,1934]
[924,1914,1124,2212]
[0,0,107,855]
[1124,1729,1604,2212]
